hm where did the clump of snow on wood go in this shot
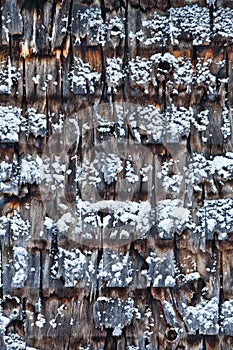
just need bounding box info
[20,108,46,137]
[74,7,104,45]
[169,5,211,45]
[183,297,219,335]
[128,57,152,94]
[98,250,133,287]
[57,247,95,288]
[93,297,137,336]
[4,332,38,349]
[0,57,20,94]
[157,199,192,238]
[196,198,233,242]
[10,210,31,241]
[221,300,233,335]
[20,155,42,185]
[146,251,176,287]
[140,12,170,45]
[189,153,233,193]
[221,106,231,139]
[0,106,21,142]
[214,7,233,40]
[106,58,124,92]
[69,57,100,94]
[157,158,183,196]
[11,247,28,288]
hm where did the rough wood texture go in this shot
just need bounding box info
[0,0,233,349]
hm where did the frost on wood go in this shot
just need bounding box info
[146,251,176,287]
[106,58,124,92]
[0,158,19,195]
[0,58,21,94]
[98,250,133,287]
[93,297,137,336]
[72,6,104,45]
[128,57,152,94]
[10,210,30,241]
[69,57,101,94]
[221,300,233,335]
[196,198,233,241]
[55,248,96,288]
[189,153,233,193]
[21,109,46,138]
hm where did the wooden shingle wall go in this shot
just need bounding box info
[0,0,233,349]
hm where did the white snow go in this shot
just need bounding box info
[0,106,21,142]
[11,247,28,288]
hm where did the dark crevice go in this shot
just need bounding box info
[65,156,77,203]
[9,35,12,60]
[203,335,207,350]
[201,184,205,207]
[122,327,128,349]
[111,87,115,104]
[99,44,108,103]
[45,90,50,142]
[218,248,224,331]
[50,224,59,280]
[67,0,74,78]
[91,127,95,149]
[173,232,181,280]
[209,4,214,38]
[99,0,107,102]
[157,335,160,350]
[22,297,27,341]
[49,0,57,53]
[152,153,157,221]
[0,244,3,299]
[0,0,2,43]
[100,0,106,22]
[135,10,141,57]
[67,0,74,35]
[122,0,129,68]
[192,46,197,66]
[187,133,191,154]
[104,328,117,350]
[96,214,104,298]
[22,57,27,110]
[162,80,167,111]
[225,51,229,107]
[138,173,144,202]
[61,0,73,104]
[66,299,75,350]
[122,0,129,102]
[39,249,43,298]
